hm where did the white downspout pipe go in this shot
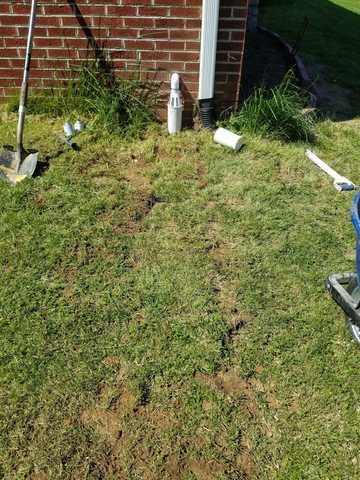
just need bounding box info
[198,0,220,128]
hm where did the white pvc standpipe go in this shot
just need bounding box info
[168,73,183,134]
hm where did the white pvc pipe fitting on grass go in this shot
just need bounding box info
[214,128,243,151]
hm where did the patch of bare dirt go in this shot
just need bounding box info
[188,459,225,480]
[196,368,280,420]
[163,454,185,479]
[102,355,121,367]
[215,370,251,396]
[80,370,259,480]
[30,473,48,480]
[80,373,185,479]
[196,369,251,397]
[81,408,123,445]
[205,220,253,347]
[237,435,256,479]
[304,59,354,119]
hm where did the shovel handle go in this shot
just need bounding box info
[15,0,37,173]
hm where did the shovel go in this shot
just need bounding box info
[0,0,38,185]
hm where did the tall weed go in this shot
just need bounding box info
[7,59,158,137]
[227,72,316,142]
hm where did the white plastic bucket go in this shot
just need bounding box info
[214,127,243,151]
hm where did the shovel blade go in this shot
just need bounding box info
[18,152,38,178]
[0,149,15,169]
[0,149,38,184]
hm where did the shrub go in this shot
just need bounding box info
[226,72,316,142]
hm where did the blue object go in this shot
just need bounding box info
[351,191,360,281]
[325,192,360,344]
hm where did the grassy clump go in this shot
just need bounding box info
[226,73,316,142]
[65,61,157,135]
[7,60,157,136]
[7,93,69,117]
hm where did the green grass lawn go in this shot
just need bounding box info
[1,113,360,479]
[260,0,360,113]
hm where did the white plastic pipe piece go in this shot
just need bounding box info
[168,73,183,134]
[63,122,74,138]
[74,120,85,132]
[214,128,243,151]
[198,0,220,100]
[306,149,356,191]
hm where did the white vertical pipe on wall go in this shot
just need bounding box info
[198,0,220,101]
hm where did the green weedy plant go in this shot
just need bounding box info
[226,72,316,142]
[65,60,158,136]
[7,58,158,137]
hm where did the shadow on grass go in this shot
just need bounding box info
[258,0,360,120]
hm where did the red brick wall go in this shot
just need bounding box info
[0,0,248,120]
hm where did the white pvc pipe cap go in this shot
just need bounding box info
[214,128,243,151]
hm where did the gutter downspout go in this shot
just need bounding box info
[198,0,220,128]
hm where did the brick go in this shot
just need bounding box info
[37,16,61,27]
[41,5,74,16]
[0,26,18,36]
[141,50,169,60]
[124,17,155,28]
[18,27,47,37]
[218,41,244,52]
[170,51,199,62]
[157,41,185,50]
[138,7,169,17]
[155,18,185,28]
[185,41,200,51]
[218,30,230,40]
[155,0,185,4]
[156,61,184,71]
[4,37,26,48]
[125,39,155,50]
[107,28,139,38]
[216,62,241,72]
[34,38,63,48]
[107,6,137,16]
[184,62,200,72]
[0,15,28,26]
[122,0,150,4]
[111,50,138,60]
[231,31,245,41]
[0,59,11,68]
[170,7,200,18]
[139,29,168,40]
[94,17,123,28]
[170,29,199,40]
[186,19,201,29]
[12,5,32,15]
[0,4,10,14]
[233,7,248,17]
[219,19,247,30]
